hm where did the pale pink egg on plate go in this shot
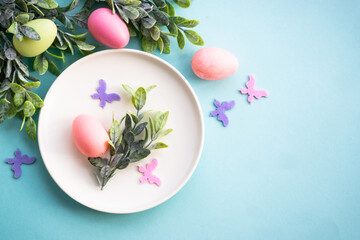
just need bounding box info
[72,114,110,158]
[191,47,239,80]
[88,8,130,49]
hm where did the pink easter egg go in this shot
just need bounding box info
[88,8,130,49]
[191,47,239,80]
[72,114,110,158]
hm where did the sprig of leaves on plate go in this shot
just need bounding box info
[80,0,204,53]
[88,84,173,190]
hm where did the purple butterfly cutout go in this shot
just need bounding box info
[210,99,235,127]
[91,79,120,108]
[138,159,161,187]
[240,75,268,103]
[6,149,36,179]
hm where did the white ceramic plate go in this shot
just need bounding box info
[38,49,204,214]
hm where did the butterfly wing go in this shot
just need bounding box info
[148,175,162,186]
[253,90,268,99]
[138,166,146,173]
[223,101,235,110]
[246,75,256,90]
[147,159,158,171]
[105,93,120,103]
[20,155,35,164]
[11,163,21,179]
[96,79,107,94]
[213,99,221,108]
[210,110,219,117]
[217,112,229,127]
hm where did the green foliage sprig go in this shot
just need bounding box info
[0,0,95,140]
[82,0,204,53]
[89,85,172,190]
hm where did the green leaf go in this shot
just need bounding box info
[142,37,157,53]
[128,24,136,36]
[169,16,187,24]
[26,117,36,141]
[165,0,175,17]
[153,0,166,8]
[157,37,164,54]
[58,0,80,12]
[161,34,170,54]
[151,142,168,149]
[149,116,155,139]
[129,112,139,124]
[6,22,18,35]
[153,11,170,26]
[14,58,29,77]
[125,114,132,131]
[26,92,44,108]
[88,157,108,168]
[15,14,30,24]
[173,0,190,8]
[72,40,95,51]
[157,128,173,139]
[133,122,147,136]
[24,81,40,89]
[122,84,135,96]
[109,120,121,146]
[7,103,18,119]
[177,19,199,28]
[124,131,135,144]
[146,85,157,93]
[36,0,58,9]
[23,101,35,117]
[128,148,151,162]
[20,117,26,131]
[33,54,48,75]
[0,99,10,123]
[134,87,147,111]
[183,30,204,46]
[10,83,25,93]
[116,5,129,23]
[19,26,40,40]
[15,0,28,12]
[155,111,169,132]
[106,0,115,13]
[46,57,60,76]
[167,22,178,37]
[123,6,139,19]
[141,17,156,29]
[14,92,26,107]
[150,26,161,41]
[63,35,74,55]
[177,30,185,50]
[116,158,130,169]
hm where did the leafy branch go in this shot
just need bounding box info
[88,85,172,190]
[83,0,204,53]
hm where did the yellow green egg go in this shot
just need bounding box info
[13,19,57,57]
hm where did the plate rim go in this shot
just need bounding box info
[38,49,204,214]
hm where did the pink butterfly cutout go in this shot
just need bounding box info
[138,159,161,187]
[240,75,268,103]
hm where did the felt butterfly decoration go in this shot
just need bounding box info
[240,75,268,103]
[6,149,36,179]
[210,99,235,127]
[91,79,120,108]
[138,159,161,187]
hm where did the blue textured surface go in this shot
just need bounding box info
[1,1,360,239]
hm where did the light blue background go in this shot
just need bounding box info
[1,0,360,239]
